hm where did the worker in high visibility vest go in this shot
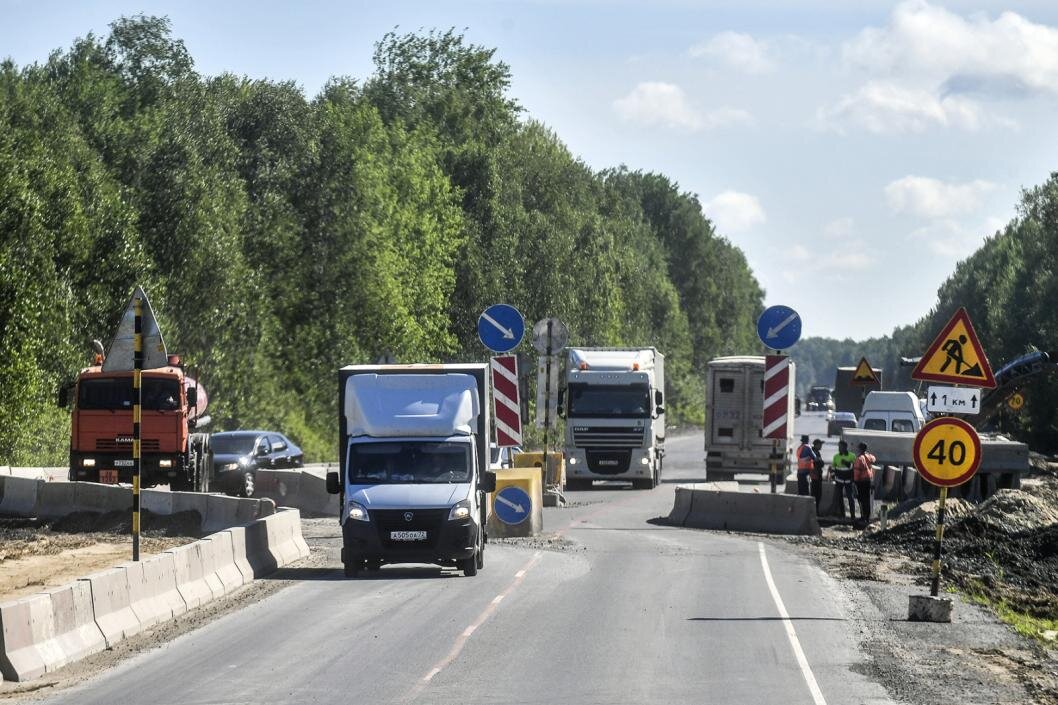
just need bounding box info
[853,442,877,527]
[795,435,812,496]
[831,440,857,520]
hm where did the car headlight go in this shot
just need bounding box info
[82,458,96,467]
[238,456,252,467]
[344,500,369,522]
[222,462,239,471]
[449,500,472,521]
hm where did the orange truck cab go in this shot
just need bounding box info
[61,363,209,490]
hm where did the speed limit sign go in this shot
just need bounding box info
[913,417,982,487]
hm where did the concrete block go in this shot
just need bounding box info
[170,492,209,527]
[0,476,43,516]
[204,533,245,594]
[487,468,543,539]
[667,485,694,526]
[669,484,820,536]
[74,482,131,514]
[296,472,339,517]
[166,543,212,610]
[143,552,187,619]
[908,594,953,622]
[38,581,105,670]
[258,497,276,517]
[35,482,77,519]
[141,489,174,515]
[224,526,256,583]
[242,517,279,577]
[204,494,244,533]
[234,497,264,526]
[81,567,141,648]
[0,594,61,681]
[121,560,171,630]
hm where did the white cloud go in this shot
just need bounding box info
[909,217,1006,258]
[844,1,1058,97]
[690,31,774,74]
[613,82,753,131]
[703,191,766,233]
[823,217,854,240]
[885,176,996,218]
[817,81,998,134]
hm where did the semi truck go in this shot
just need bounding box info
[833,365,882,417]
[560,348,665,490]
[704,356,795,479]
[327,364,497,578]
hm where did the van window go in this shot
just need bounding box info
[892,419,915,433]
[864,418,887,431]
[719,379,735,393]
[718,427,734,437]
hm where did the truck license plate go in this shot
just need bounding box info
[99,470,119,484]
[390,531,427,541]
[114,459,134,467]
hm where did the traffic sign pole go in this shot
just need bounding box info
[930,487,948,597]
[543,320,553,487]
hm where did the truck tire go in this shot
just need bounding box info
[344,561,361,578]
[461,555,478,577]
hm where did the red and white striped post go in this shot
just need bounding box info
[491,355,523,447]
[763,354,791,494]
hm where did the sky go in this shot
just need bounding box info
[4,0,1058,340]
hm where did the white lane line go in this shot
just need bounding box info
[491,595,504,605]
[757,542,828,705]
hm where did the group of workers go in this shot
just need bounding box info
[796,435,876,526]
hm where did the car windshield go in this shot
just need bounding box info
[566,383,650,418]
[78,377,181,411]
[348,441,471,484]
[211,434,259,454]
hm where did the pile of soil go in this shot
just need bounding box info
[862,482,1058,618]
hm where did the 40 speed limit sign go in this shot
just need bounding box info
[913,417,982,487]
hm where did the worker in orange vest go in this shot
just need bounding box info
[853,442,877,527]
[795,435,813,496]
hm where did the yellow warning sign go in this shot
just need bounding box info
[911,308,996,388]
[913,417,981,487]
[851,357,878,385]
[1008,393,1025,411]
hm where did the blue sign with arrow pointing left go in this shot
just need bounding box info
[494,485,531,525]
[757,305,802,350]
[478,304,525,353]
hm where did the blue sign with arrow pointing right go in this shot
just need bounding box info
[494,485,531,525]
[478,304,525,353]
[757,305,802,350]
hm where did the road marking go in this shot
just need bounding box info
[757,542,828,705]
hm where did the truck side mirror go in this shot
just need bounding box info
[480,471,497,494]
[655,405,665,417]
[654,390,664,406]
[187,387,198,407]
[326,471,341,495]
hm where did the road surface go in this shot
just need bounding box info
[37,432,892,705]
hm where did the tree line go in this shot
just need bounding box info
[0,17,764,464]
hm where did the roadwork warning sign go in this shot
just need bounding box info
[851,357,878,385]
[912,307,996,388]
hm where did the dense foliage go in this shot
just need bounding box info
[0,18,764,463]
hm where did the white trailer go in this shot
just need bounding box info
[560,348,665,490]
[704,356,795,479]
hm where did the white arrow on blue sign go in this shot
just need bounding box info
[494,485,531,525]
[757,305,802,350]
[478,304,525,353]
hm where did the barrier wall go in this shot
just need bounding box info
[0,509,309,682]
[667,484,820,536]
[254,469,339,518]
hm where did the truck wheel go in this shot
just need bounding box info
[241,472,255,498]
[366,560,382,572]
[461,555,478,577]
[344,561,361,578]
[632,478,653,490]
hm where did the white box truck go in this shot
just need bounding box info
[704,356,795,479]
[560,348,665,490]
[326,364,496,578]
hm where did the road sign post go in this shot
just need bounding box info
[763,355,791,494]
[491,355,522,447]
[132,296,143,562]
[532,318,568,489]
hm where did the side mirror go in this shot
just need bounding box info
[187,387,198,407]
[480,471,497,494]
[655,405,666,417]
[654,389,664,406]
[257,445,270,457]
[326,471,341,495]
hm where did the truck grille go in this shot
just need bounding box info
[571,426,645,449]
[95,438,161,452]
[586,450,632,474]
[373,509,446,550]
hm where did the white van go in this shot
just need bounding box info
[857,391,925,433]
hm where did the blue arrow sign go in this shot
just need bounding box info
[494,485,531,525]
[478,304,525,353]
[757,305,802,350]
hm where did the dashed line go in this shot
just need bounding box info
[491,595,504,605]
[757,542,828,705]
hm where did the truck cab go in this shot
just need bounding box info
[858,391,925,433]
[561,348,665,490]
[328,365,496,578]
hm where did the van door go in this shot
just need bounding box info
[711,370,744,448]
[746,366,766,451]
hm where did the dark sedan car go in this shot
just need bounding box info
[211,431,303,497]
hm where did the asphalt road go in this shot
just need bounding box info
[38,431,893,705]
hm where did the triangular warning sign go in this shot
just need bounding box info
[851,357,878,385]
[912,307,995,388]
[102,286,169,372]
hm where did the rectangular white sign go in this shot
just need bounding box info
[927,386,981,415]
[536,355,560,428]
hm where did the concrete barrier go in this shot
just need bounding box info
[39,581,105,670]
[667,484,820,536]
[0,594,61,681]
[254,469,336,518]
[122,559,174,630]
[145,552,187,620]
[35,482,78,518]
[204,494,246,533]
[225,526,256,583]
[82,568,141,648]
[0,476,43,516]
[141,489,174,515]
[74,482,131,514]
[167,542,213,610]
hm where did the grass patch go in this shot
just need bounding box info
[958,580,1058,646]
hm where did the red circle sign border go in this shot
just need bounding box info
[912,416,983,488]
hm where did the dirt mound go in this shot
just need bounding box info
[971,490,1058,534]
[49,509,203,537]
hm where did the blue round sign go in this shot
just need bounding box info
[478,304,525,353]
[757,305,802,350]
[494,486,531,525]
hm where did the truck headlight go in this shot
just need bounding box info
[159,459,173,468]
[82,458,96,467]
[344,500,369,522]
[640,457,650,465]
[222,462,239,471]
[568,457,577,465]
[449,500,471,521]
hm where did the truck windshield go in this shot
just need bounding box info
[78,377,181,411]
[348,441,471,484]
[567,383,650,418]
